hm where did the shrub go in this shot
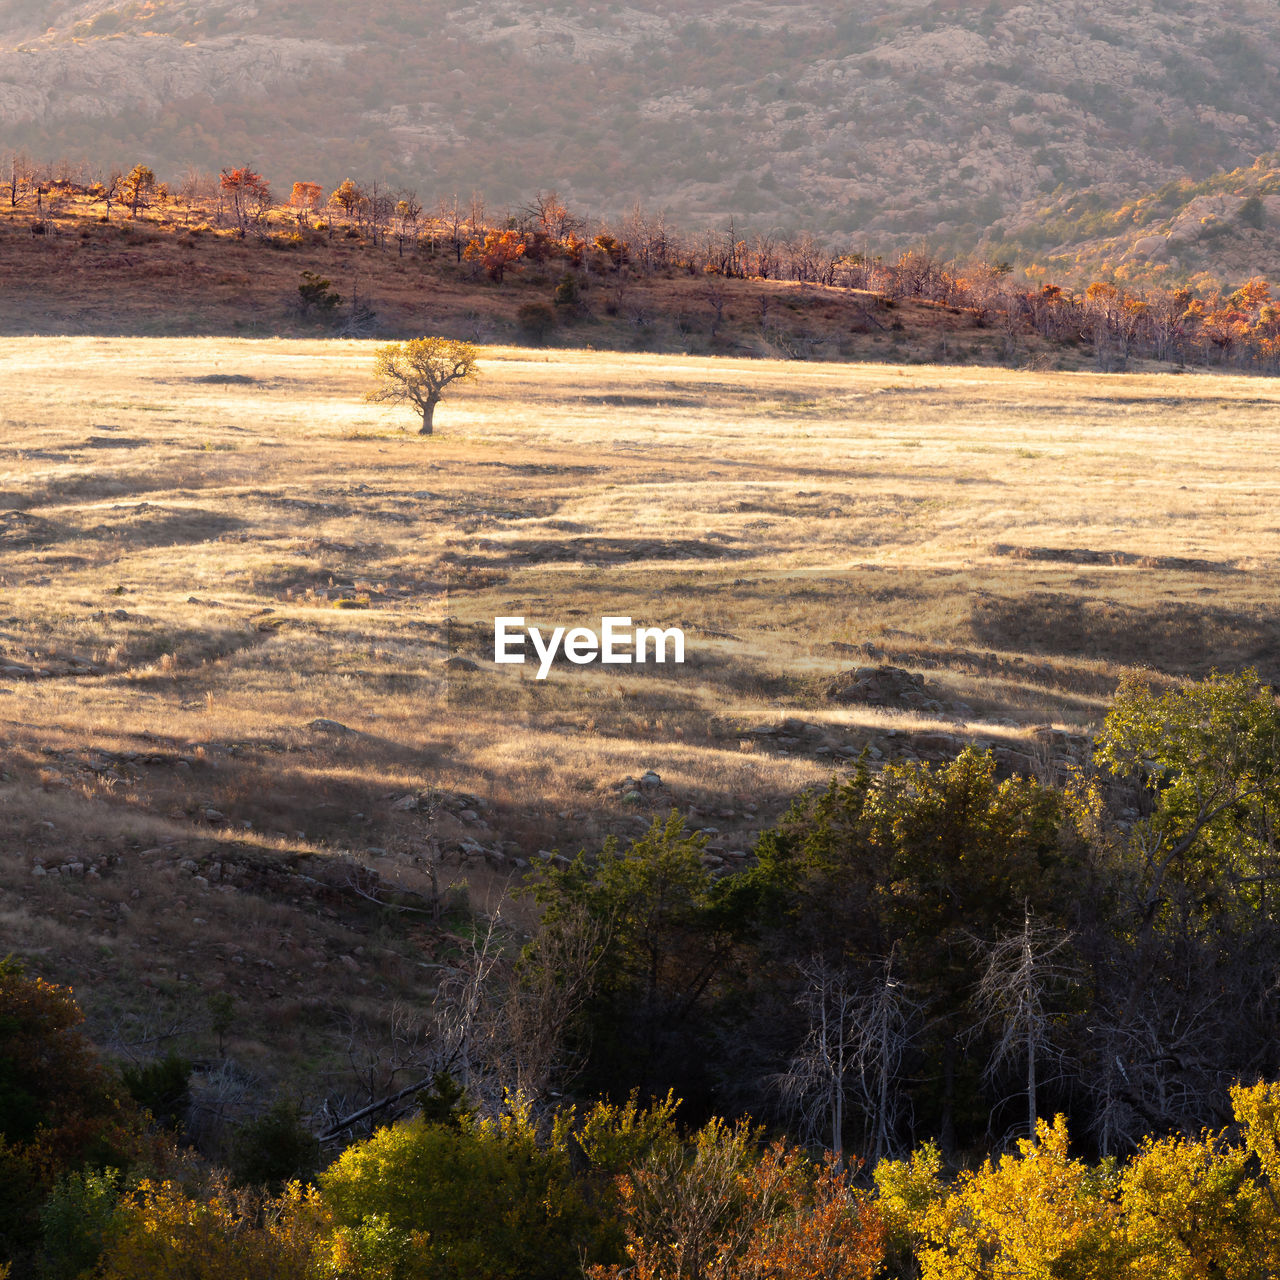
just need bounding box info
[517,302,557,342]
[230,1101,321,1192]
[1239,194,1267,228]
[97,1179,324,1280]
[554,273,581,306]
[319,1102,604,1280]
[121,1053,191,1132]
[39,1169,124,1280]
[297,270,342,316]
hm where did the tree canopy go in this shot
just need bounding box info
[364,337,479,435]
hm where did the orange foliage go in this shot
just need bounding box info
[462,229,526,282]
[591,1138,883,1280]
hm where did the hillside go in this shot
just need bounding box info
[988,156,1280,288]
[3,0,1280,252]
[0,187,1063,368]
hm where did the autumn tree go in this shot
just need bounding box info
[121,164,155,218]
[328,178,368,223]
[0,959,142,1269]
[393,191,423,256]
[219,167,271,238]
[463,229,526,282]
[917,1116,1124,1280]
[525,189,581,240]
[365,337,479,435]
[590,1122,883,1280]
[287,181,323,225]
[96,1179,325,1280]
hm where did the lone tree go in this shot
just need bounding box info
[365,337,479,435]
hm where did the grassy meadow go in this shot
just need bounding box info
[3,336,1279,1094]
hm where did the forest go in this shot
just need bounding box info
[5,667,1280,1278]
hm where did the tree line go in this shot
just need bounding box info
[9,149,1280,371]
[6,668,1280,1276]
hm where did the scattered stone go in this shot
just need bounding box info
[390,794,419,812]
[639,771,662,789]
[444,656,480,671]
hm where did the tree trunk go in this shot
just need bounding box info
[419,398,438,435]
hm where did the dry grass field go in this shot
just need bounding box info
[3,336,1279,1104]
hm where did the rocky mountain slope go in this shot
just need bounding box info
[3,0,1280,253]
[989,157,1280,287]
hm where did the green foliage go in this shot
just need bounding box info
[319,1099,619,1280]
[39,1168,124,1280]
[297,270,342,315]
[529,813,736,1100]
[230,1100,321,1192]
[1238,194,1267,229]
[1095,668,1280,915]
[553,273,581,306]
[414,1071,475,1130]
[517,301,557,341]
[121,1052,191,1132]
[749,749,1076,969]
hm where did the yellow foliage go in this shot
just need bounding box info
[1119,1128,1274,1280]
[918,1116,1123,1280]
[1232,1078,1280,1180]
[97,1178,327,1280]
[873,1140,945,1267]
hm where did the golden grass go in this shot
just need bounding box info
[3,336,1279,1087]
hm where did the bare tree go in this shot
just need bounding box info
[704,277,728,338]
[5,150,34,208]
[393,190,423,258]
[777,956,918,1162]
[438,194,465,262]
[968,906,1076,1143]
[318,910,507,1142]
[524,188,581,240]
[492,903,605,1101]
